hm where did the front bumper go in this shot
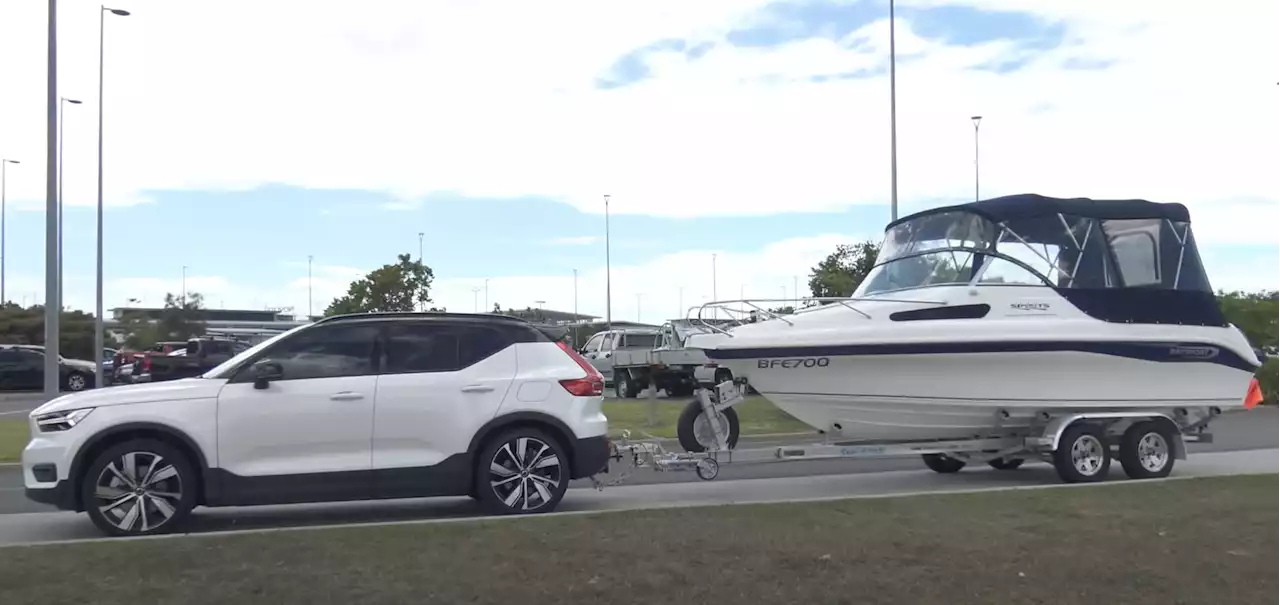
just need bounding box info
[571,435,611,479]
[25,480,77,510]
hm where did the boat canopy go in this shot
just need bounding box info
[858,194,1224,326]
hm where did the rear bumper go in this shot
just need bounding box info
[571,435,611,479]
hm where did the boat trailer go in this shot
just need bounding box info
[591,378,1227,488]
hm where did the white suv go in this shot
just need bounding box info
[23,312,610,537]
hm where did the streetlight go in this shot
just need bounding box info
[971,115,982,202]
[471,287,481,312]
[417,232,424,311]
[635,293,642,322]
[44,0,61,396]
[0,158,18,306]
[571,270,577,321]
[603,194,612,331]
[711,253,718,320]
[484,278,489,312]
[95,5,130,388]
[57,96,81,317]
[307,255,313,318]
[181,265,187,305]
[889,0,899,222]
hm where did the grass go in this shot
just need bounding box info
[603,394,813,438]
[0,418,28,463]
[1,474,1275,605]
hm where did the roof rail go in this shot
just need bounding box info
[315,311,536,325]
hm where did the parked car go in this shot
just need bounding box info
[111,342,189,385]
[22,312,610,537]
[0,345,98,392]
[577,328,661,386]
[132,337,247,383]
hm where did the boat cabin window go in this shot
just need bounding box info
[855,209,1212,297]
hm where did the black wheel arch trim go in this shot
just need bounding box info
[466,411,582,474]
[68,421,211,510]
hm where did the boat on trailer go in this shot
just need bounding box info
[598,194,1265,485]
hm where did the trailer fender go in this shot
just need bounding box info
[1034,413,1185,460]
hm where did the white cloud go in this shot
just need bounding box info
[0,0,1274,235]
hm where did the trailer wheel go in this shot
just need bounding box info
[922,454,966,474]
[1118,420,1175,480]
[677,400,740,452]
[1053,423,1111,483]
[987,457,1024,471]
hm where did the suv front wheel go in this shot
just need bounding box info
[475,428,569,515]
[81,439,197,536]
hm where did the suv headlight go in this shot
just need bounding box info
[34,408,95,433]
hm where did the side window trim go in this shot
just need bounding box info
[227,323,380,384]
[380,320,512,376]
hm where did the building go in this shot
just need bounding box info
[107,307,309,344]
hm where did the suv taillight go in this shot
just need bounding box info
[556,341,604,397]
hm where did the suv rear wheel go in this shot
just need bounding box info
[474,428,569,515]
[81,439,197,536]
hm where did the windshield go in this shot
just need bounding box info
[855,211,997,296]
[201,324,310,379]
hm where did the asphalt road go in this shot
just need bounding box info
[0,407,1273,546]
[0,391,54,416]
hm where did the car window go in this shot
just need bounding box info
[601,333,615,351]
[252,324,379,381]
[582,333,604,353]
[383,323,511,374]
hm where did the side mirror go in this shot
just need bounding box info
[250,360,284,390]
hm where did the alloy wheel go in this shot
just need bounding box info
[93,451,184,533]
[67,374,87,391]
[488,437,562,511]
[1136,431,1170,473]
[1070,434,1106,476]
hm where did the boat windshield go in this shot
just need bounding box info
[855,209,1212,296]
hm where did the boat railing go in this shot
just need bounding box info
[687,296,948,337]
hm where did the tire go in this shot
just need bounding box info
[1118,420,1175,480]
[987,457,1025,471]
[81,439,197,537]
[922,453,966,473]
[474,428,569,516]
[676,399,740,452]
[614,372,638,399]
[64,372,91,392]
[1053,423,1111,483]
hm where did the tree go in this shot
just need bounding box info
[325,253,436,316]
[0,304,102,360]
[808,241,881,300]
[1218,289,1278,405]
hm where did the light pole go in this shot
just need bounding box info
[471,287,481,312]
[417,232,424,311]
[711,253,718,319]
[44,0,61,396]
[794,275,799,307]
[971,115,982,202]
[571,270,577,321]
[94,5,130,390]
[484,278,489,312]
[603,194,612,331]
[57,96,81,317]
[181,265,187,305]
[889,0,899,222]
[636,293,642,322]
[0,158,18,306]
[678,286,683,318]
[307,255,313,318]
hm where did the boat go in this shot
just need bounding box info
[683,194,1263,443]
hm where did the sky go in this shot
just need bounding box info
[0,0,1276,325]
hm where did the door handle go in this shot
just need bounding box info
[460,384,495,393]
[329,391,365,401]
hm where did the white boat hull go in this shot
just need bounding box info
[713,349,1255,441]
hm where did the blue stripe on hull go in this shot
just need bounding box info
[703,340,1260,373]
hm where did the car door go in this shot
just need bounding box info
[587,332,615,376]
[12,349,46,390]
[214,322,380,505]
[0,350,27,390]
[371,320,516,498]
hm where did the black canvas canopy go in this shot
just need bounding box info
[886,194,1191,231]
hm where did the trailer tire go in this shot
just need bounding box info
[1118,420,1175,480]
[677,400,740,453]
[1053,423,1111,483]
[922,454,966,473]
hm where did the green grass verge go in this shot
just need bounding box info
[602,394,812,438]
[0,418,28,463]
[1,474,1274,605]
